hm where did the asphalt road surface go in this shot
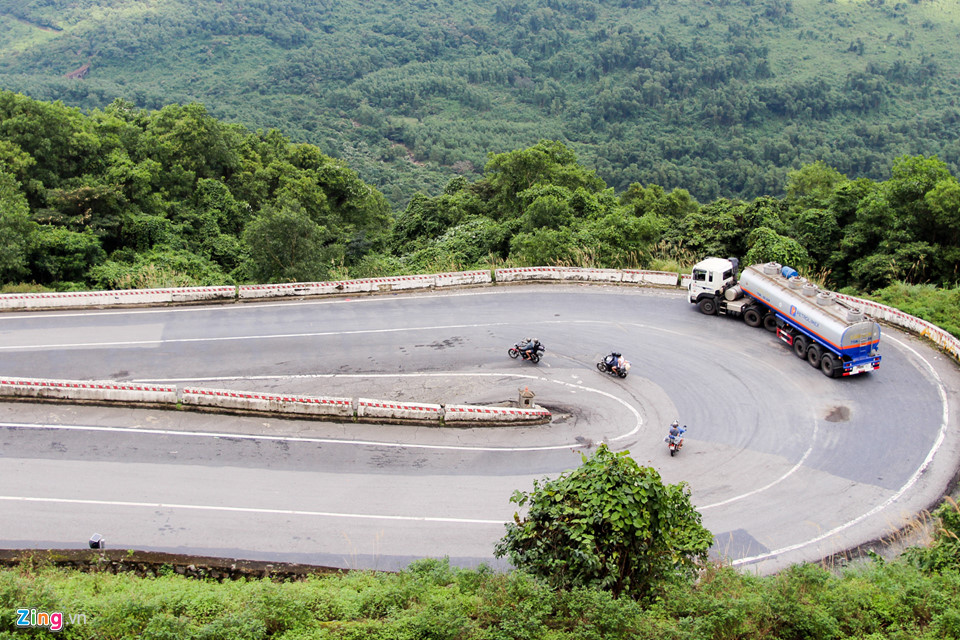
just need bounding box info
[2,284,959,574]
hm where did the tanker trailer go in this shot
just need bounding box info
[688,258,881,378]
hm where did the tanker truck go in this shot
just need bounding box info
[687,257,881,378]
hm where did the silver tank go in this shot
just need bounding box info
[738,263,880,357]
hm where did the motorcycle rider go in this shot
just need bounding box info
[519,337,542,360]
[667,420,686,443]
[604,352,624,374]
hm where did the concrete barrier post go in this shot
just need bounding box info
[0,377,178,405]
[181,388,353,418]
[443,404,551,424]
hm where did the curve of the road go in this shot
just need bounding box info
[1,284,959,574]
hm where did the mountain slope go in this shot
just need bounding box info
[1,0,959,207]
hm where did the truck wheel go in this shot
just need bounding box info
[743,308,762,327]
[698,298,717,315]
[793,336,808,358]
[821,353,838,378]
[762,314,778,332]
[807,345,822,368]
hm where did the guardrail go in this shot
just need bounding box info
[0,267,682,312]
[0,378,177,404]
[0,286,236,310]
[0,271,493,310]
[493,267,679,286]
[357,398,443,422]
[834,294,960,361]
[0,377,550,427]
[182,387,354,419]
[444,404,552,423]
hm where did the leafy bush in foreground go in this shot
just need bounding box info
[494,445,712,601]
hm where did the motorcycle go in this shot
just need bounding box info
[596,355,630,378]
[508,342,545,364]
[665,426,687,456]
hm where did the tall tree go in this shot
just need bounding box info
[242,202,340,283]
[484,140,606,220]
[0,170,37,283]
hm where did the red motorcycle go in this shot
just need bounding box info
[508,340,544,364]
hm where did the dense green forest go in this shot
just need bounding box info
[1,0,959,206]
[2,91,959,313]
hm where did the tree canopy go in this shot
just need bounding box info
[2,91,959,306]
[1,0,958,207]
[0,92,390,288]
[494,444,713,600]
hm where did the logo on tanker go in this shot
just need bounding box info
[789,304,821,328]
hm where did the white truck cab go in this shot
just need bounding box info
[688,257,738,302]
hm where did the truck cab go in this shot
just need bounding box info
[688,257,739,304]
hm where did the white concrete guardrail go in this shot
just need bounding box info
[444,404,552,423]
[0,268,684,310]
[0,286,235,310]
[0,377,550,427]
[182,387,354,419]
[237,270,491,300]
[0,271,492,310]
[494,266,679,286]
[357,398,444,423]
[0,377,177,404]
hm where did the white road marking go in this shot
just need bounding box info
[700,419,819,510]
[0,317,676,352]
[0,496,505,525]
[0,322,517,350]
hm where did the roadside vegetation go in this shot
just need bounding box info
[0,462,958,639]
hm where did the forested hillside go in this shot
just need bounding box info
[0,93,391,289]
[1,0,958,206]
[2,90,959,325]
